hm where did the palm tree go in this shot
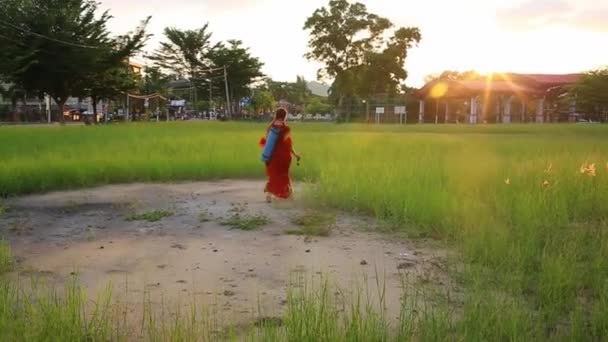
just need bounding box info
[149,25,214,108]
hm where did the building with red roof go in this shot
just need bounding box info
[415,73,581,124]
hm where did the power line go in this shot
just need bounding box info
[0,18,102,49]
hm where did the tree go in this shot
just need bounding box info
[141,66,170,96]
[292,76,313,105]
[424,70,481,83]
[84,19,151,122]
[570,68,608,121]
[208,40,264,114]
[0,0,149,123]
[305,97,333,114]
[264,76,312,109]
[85,66,140,122]
[304,0,421,120]
[149,26,213,80]
[149,26,214,108]
[248,90,275,114]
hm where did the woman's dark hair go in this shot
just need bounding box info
[275,108,287,120]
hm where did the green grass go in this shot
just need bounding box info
[0,279,118,341]
[126,210,173,222]
[1,122,608,339]
[286,212,335,237]
[0,273,422,342]
[221,213,271,230]
[0,240,13,273]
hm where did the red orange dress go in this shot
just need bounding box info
[259,121,293,199]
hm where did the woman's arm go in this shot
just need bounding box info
[291,148,301,161]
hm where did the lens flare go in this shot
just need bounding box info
[430,82,448,98]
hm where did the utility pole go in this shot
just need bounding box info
[192,78,198,113]
[224,66,231,118]
[45,94,51,124]
[209,78,213,115]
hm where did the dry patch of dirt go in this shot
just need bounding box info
[0,181,453,326]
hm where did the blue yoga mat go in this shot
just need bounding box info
[261,127,281,163]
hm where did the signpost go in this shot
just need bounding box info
[45,95,51,124]
[395,106,407,125]
[375,107,384,124]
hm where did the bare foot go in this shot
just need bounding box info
[266,194,272,203]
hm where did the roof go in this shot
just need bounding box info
[505,73,580,86]
[128,58,145,68]
[415,73,581,99]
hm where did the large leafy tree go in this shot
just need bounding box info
[149,26,213,106]
[265,76,312,107]
[304,0,421,120]
[0,0,149,122]
[305,97,333,114]
[570,68,608,121]
[84,19,151,121]
[84,66,141,121]
[424,70,481,83]
[208,40,264,114]
[247,89,275,114]
[149,25,213,79]
[141,66,171,96]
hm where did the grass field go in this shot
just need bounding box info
[1,122,608,340]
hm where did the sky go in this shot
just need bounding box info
[99,0,608,87]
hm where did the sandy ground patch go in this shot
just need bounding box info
[0,181,451,329]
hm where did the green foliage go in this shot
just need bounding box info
[149,25,213,80]
[150,28,263,111]
[304,0,421,107]
[221,213,271,230]
[141,66,171,96]
[127,210,173,222]
[0,241,13,274]
[0,280,116,340]
[208,40,264,106]
[424,69,481,83]
[258,76,312,113]
[305,97,333,114]
[248,90,276,114]
[287,212,335,236]
[570,67,608,119]
[0,0,150,120]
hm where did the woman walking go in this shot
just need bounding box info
[259,108,301,202]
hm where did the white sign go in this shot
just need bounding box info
[375,107,385,114]
[395,106,406,114]
[171,100,186,107]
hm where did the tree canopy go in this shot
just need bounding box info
[304,0,421,116]
[247,89,275,114]
[570,68,608,119]
[149,25,213,81]
[0,0,149,122]
[265,76,312,106]
[150,27,263,113]
[208,40,264,112]
[424,70,481,84]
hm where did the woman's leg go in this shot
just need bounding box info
[264,182,272,203]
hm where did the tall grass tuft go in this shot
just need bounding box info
[0,278,117,341]
[0,240,13,273]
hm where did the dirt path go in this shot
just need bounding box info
[0,181,449,328]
